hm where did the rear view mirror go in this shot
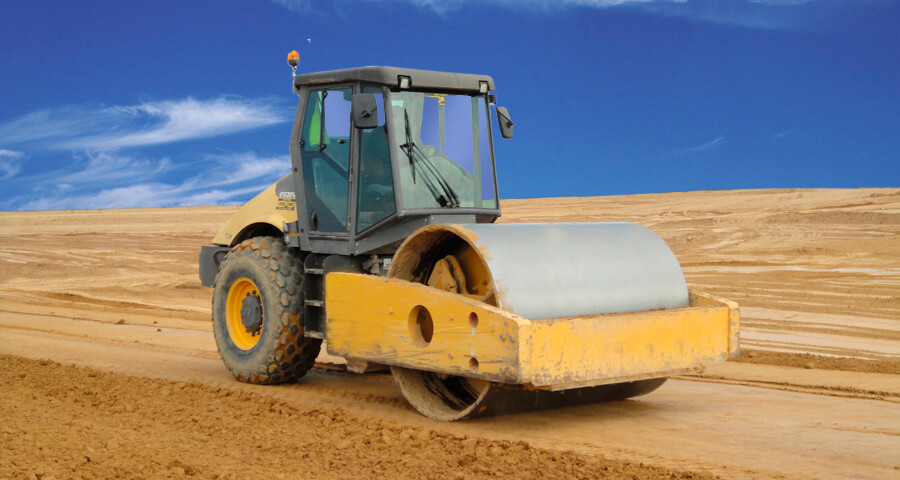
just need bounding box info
[495,106,514,139]
[351,93,378,129]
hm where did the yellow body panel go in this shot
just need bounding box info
[529,291,739,389]
[325,274,530,383]
[325,273,740,390]
[212,178,297,246]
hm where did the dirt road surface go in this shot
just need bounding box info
[2,188,899,479]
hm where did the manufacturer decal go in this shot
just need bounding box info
[276,191,296,211]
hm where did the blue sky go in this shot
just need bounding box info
[1,0,898,211]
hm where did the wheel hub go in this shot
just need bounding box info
[240,293,262,335]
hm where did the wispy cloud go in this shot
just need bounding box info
[6,151,289,211]
[0,149,24,180]
[675,135,725,155]
[274,0,664,11]
[0,94,291,211]
[15,182,280,211]
[271,0,850,29]
[637,0,816,29]
[273,0,665,15]
[0,96,287,151]
[200,152,288,189]
[773,129,791,140]
[43,151,171,188]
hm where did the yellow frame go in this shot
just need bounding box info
[325,273,739,390]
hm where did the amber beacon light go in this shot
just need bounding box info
[288,50,300,76]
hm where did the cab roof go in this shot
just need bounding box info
[293,66,495,94]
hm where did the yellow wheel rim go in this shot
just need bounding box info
[225,277,263,350]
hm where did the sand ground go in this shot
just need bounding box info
[1,188,898,479]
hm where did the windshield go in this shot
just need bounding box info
[388,91,497,210]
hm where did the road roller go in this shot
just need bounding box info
[198,55,740,420]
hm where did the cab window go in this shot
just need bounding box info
[357,85,395,233]
[301,88,351,232]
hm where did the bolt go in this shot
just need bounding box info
[499,334,506,341]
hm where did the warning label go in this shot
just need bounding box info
[276,197,295,211]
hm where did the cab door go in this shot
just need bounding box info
[299,87,353,235]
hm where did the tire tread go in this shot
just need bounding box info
[212,236,320,384]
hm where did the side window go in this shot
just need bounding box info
[301,88,352,232]
[357,85,395,233]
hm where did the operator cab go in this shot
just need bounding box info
[288,66,513,256]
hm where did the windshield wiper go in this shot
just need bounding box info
[400,109,460,208]
[413,144,460,207]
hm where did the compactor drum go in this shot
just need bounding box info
[199,57,740,420]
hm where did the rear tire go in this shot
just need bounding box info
[212,236,320,384]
